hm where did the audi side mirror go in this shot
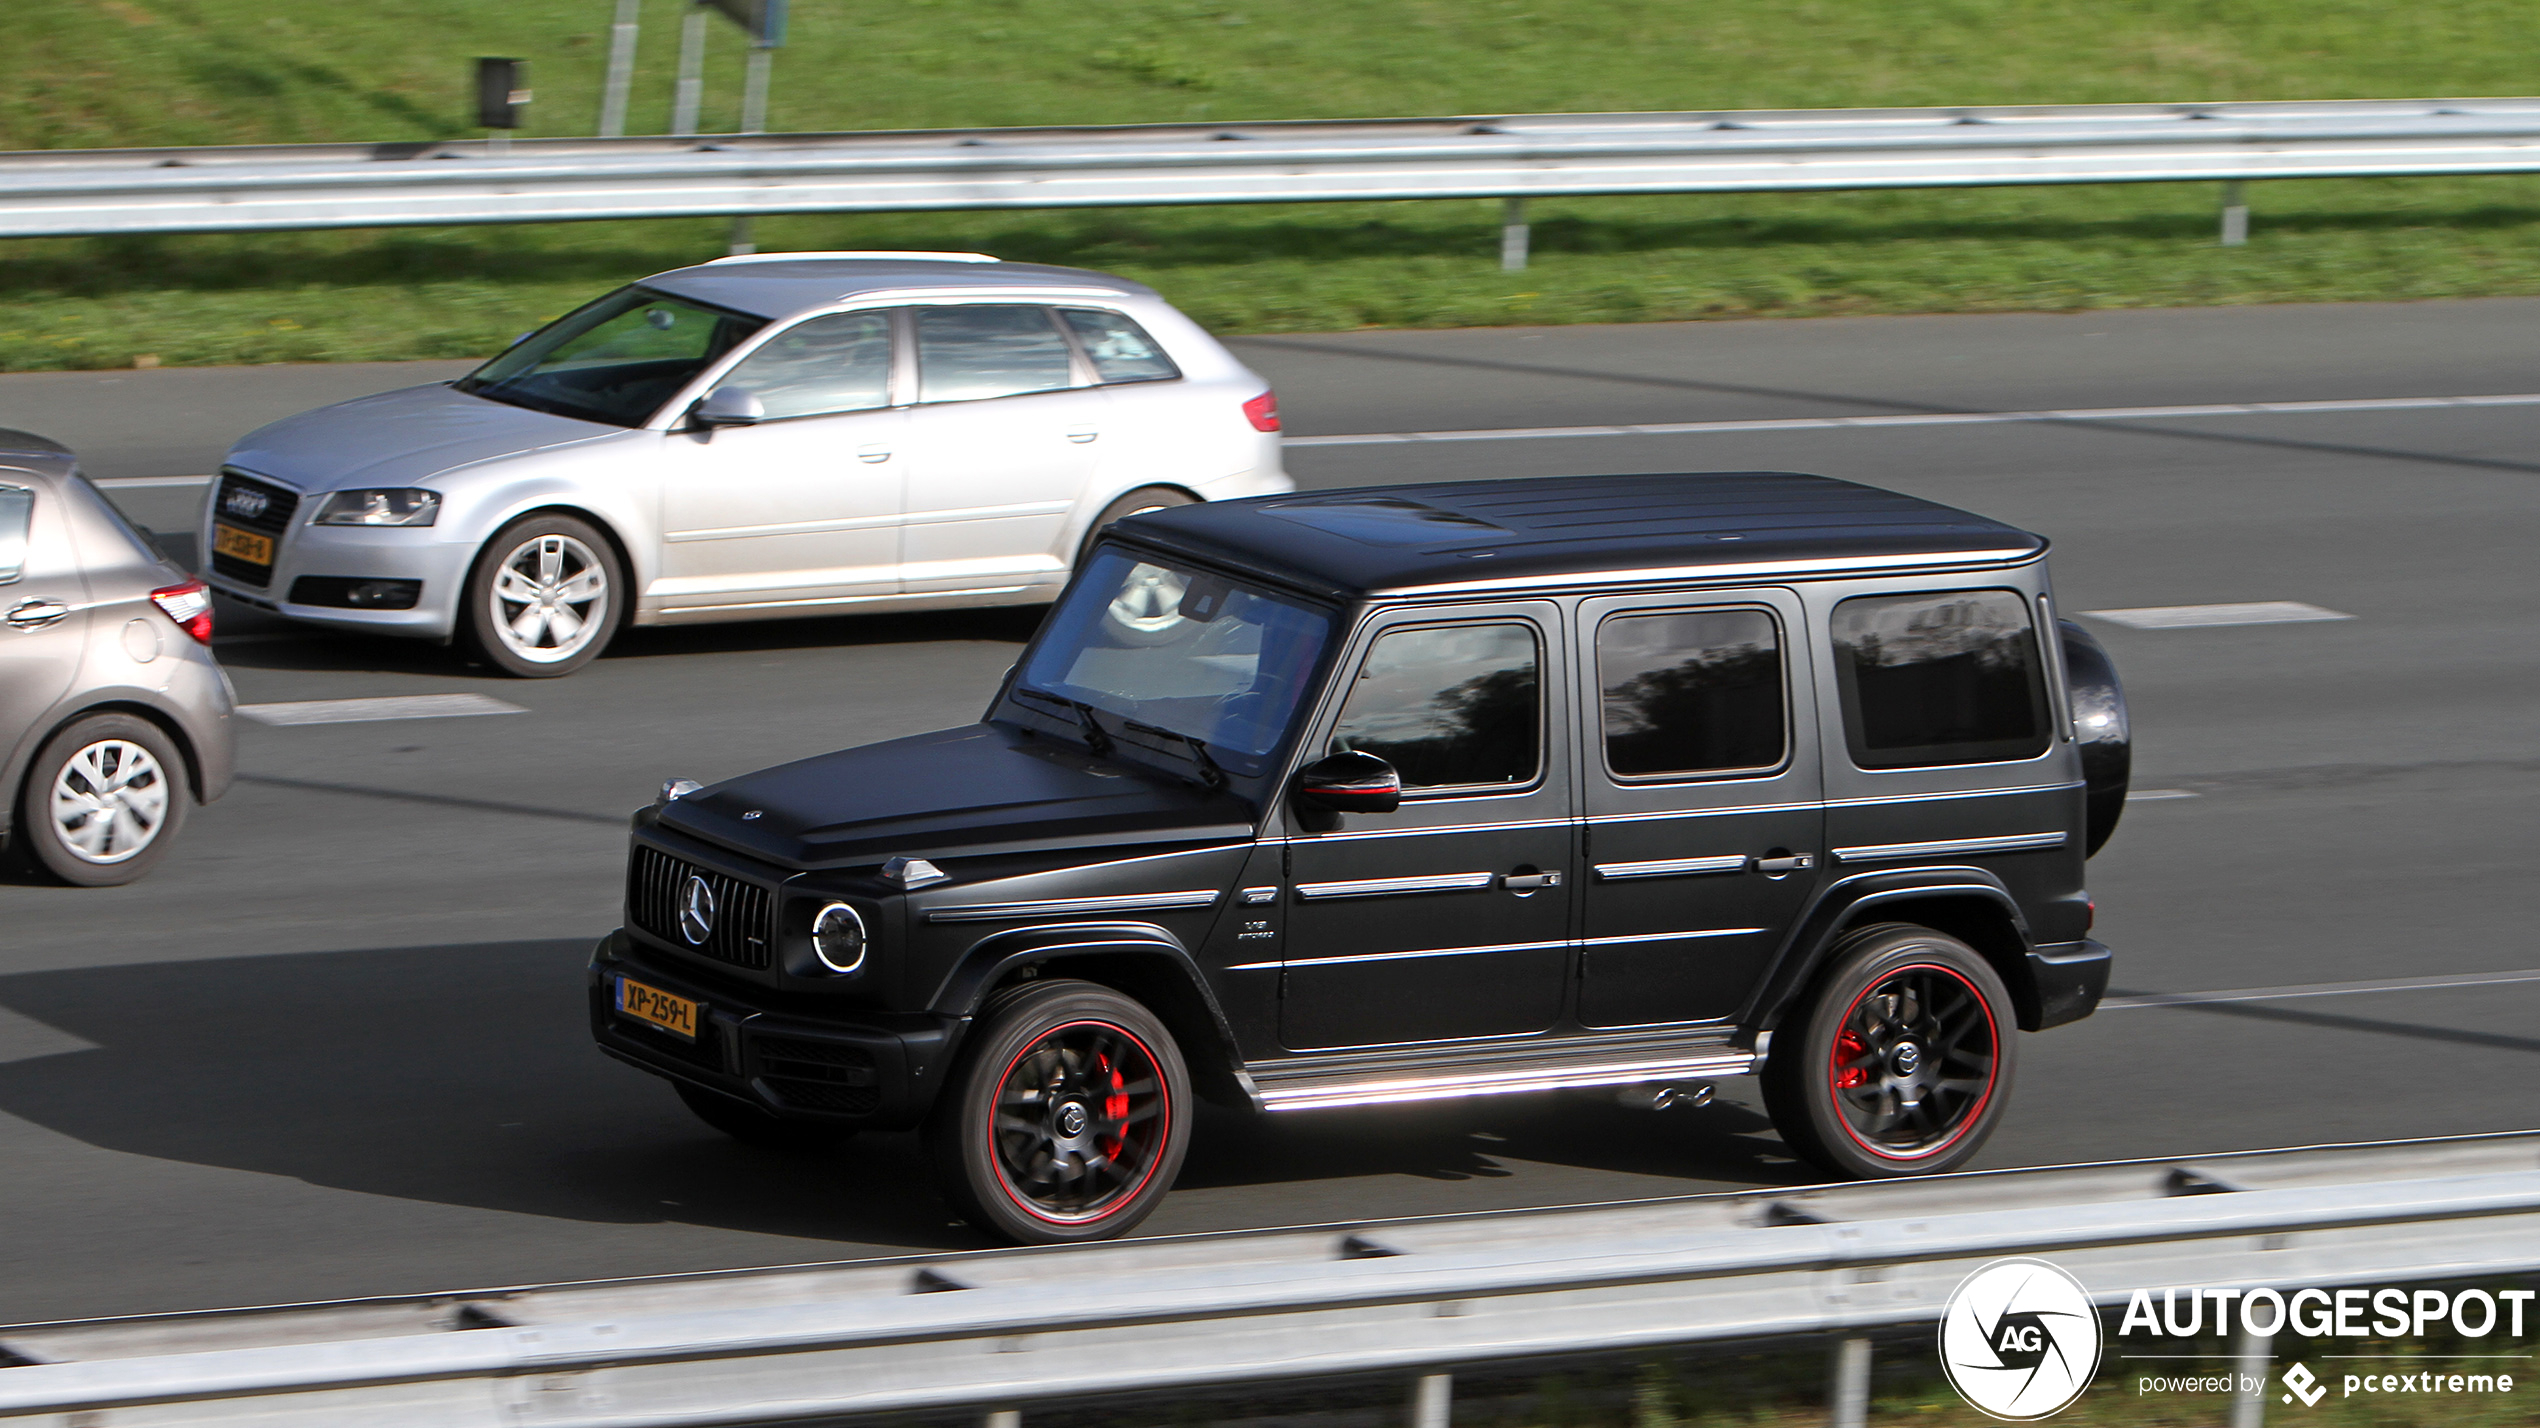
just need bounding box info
[692,387,765,428]
[1293,751,1401,815]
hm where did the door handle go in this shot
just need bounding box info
[1065,428,1100,444]
[856,445,892,464]
[1753,854,1815,874]
[6,598,69,631]
[1501,870,1562,892]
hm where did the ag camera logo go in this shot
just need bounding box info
[1941,1258,2103,1419]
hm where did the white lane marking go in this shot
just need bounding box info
[2081,601,2353,629]
[94,475,213,489]
[2124,789,2200,801]
[2102,968,2540,1010]
[1281,390,2540,447]
[238,694,526,726]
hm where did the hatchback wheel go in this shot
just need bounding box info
[17,713,190,886]
[1076,486,1194,568]
[1763,924,2014,1179]
[925,979,1190,1244]
[466,515,624,678]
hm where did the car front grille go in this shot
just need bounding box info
[752,1033,879,1114]
[628,845,776,971]
[209,470,298,587]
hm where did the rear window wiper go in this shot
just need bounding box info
[1010,685,1113,756]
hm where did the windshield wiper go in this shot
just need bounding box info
[1011,686,1113,756]
[1121,718,1229,792]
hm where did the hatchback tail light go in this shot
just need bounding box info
[1242,390,1281,433]
[150,579,214,644]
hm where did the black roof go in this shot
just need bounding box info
[1113,472,2048,601]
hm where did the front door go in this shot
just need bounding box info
[897,304,1105,596]
[1281,605,1574,1050]
[1575,590,1825,1027]
[0,478,91,778]
[653,309,905,616]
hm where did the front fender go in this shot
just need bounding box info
[1742,868,2038,1035]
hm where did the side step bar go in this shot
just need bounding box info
[1252,1039,1761,1112]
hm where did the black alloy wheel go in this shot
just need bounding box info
[1763,924,2015,1179]
[926,979,1190,1244]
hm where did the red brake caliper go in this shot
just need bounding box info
[1832,1029,1870,1089]
[1100,1052,1130,1157]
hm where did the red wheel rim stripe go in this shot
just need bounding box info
[1826,961,1999,1163]
[989,1018,1172,1225]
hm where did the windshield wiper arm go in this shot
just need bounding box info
[1121,718,1228,792]
[1011,686,1112,756]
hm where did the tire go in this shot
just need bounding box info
[925,979,1191,1244]
[675,1082,856,1152]
[1762,924,2016,1179]
[16,712,190,887]
[464,514,625,678]
[1075,486,1195,568]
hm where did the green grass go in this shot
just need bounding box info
[9,0,2540,369]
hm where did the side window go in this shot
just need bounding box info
[715,311,893,419]
[1597,608,1786,779]
[915,305,1076,403]
[1830,590,2050,769]
[1059,308,1181,384]
[1328,623,1540,791]
[0,484,30,583]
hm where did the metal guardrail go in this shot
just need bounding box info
[2,1133,2535,1426]
[6,99,2540,257]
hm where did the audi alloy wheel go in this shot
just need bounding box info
[466,514,624,677]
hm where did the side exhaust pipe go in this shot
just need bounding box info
[1616,1081,1715,1112]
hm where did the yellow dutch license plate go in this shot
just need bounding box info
[616,976,699,1041]
[212,522,275,567]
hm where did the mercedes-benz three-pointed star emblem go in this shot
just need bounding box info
[679,874,716,946]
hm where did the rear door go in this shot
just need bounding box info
[896,304,1107,596]
[1576,589,1824,1027]
[0,477,92,786]
[1279,605,1574,1050]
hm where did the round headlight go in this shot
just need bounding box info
[811,901,867,974]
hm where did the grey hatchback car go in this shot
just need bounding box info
[1,431,235,885]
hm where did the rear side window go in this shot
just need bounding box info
[1060,309,1180,384]
[0,484,30,582]
[915,306,1076,402]
[1830,591,2050,768]
[1328,623,1540,791]
[717,311,893,419]
[1597,608,1786,778]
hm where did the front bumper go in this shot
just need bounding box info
[588,929,956,1132]
[2027,938,2113,1030]
[203,519,475,641]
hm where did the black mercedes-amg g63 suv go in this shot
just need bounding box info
[590,472,2127,1242]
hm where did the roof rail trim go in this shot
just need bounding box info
[703,250,1000,265]
[1374,546,2045,596]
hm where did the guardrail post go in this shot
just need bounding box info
[1828,1337,1871,1428]
[1500,197,1530,271]
[2230,1326,2272,1428]
[985,1410,1021,1428]
[1413,1372,1452,1428]
[2220,179,2249,246]
[672,6,708,137]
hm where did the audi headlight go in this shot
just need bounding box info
[314,488,441,527]
[811,902,868,974]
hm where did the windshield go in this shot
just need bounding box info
[456,286,766,428]
[1013,548,1335,774]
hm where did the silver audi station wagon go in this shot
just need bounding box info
[204,253,1292,675]
[2,431,235,885]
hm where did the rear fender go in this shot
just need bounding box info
[930,922,1254,1109]
[1744,870,2045,1035]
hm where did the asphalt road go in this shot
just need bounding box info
[2,299,2534,1324]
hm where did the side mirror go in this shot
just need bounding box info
[691,387,765,428]
[1293,750,1401,815]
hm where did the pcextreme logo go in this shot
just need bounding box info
[1940,1258,2105,1420]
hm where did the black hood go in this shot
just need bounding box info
[657,723,1254,869]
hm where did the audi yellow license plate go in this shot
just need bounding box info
[616,976,699,1041]
[211,522,275,568]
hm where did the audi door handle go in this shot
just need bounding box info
[856,445,892,464]
[1753,854,1815,874]
[6,598,69,631]
[1065,428,1100,444]
[1502,870,1562,891]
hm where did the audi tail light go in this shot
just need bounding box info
[150,579,214,643]
[1242,390,1281,433]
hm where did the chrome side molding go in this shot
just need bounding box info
[925,889,1220,922]
[1258,1048,1761,1112]
[1594,854,1749,881]
[1294,871,1497,900]
[1831,831,2068,863]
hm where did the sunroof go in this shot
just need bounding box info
[1259,495,1512,548]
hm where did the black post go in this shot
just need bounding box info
[476,57,528,131]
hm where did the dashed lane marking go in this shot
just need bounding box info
[2102,969,2540,1010]
[237,693,526,726]
[2080,601,2353,629]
